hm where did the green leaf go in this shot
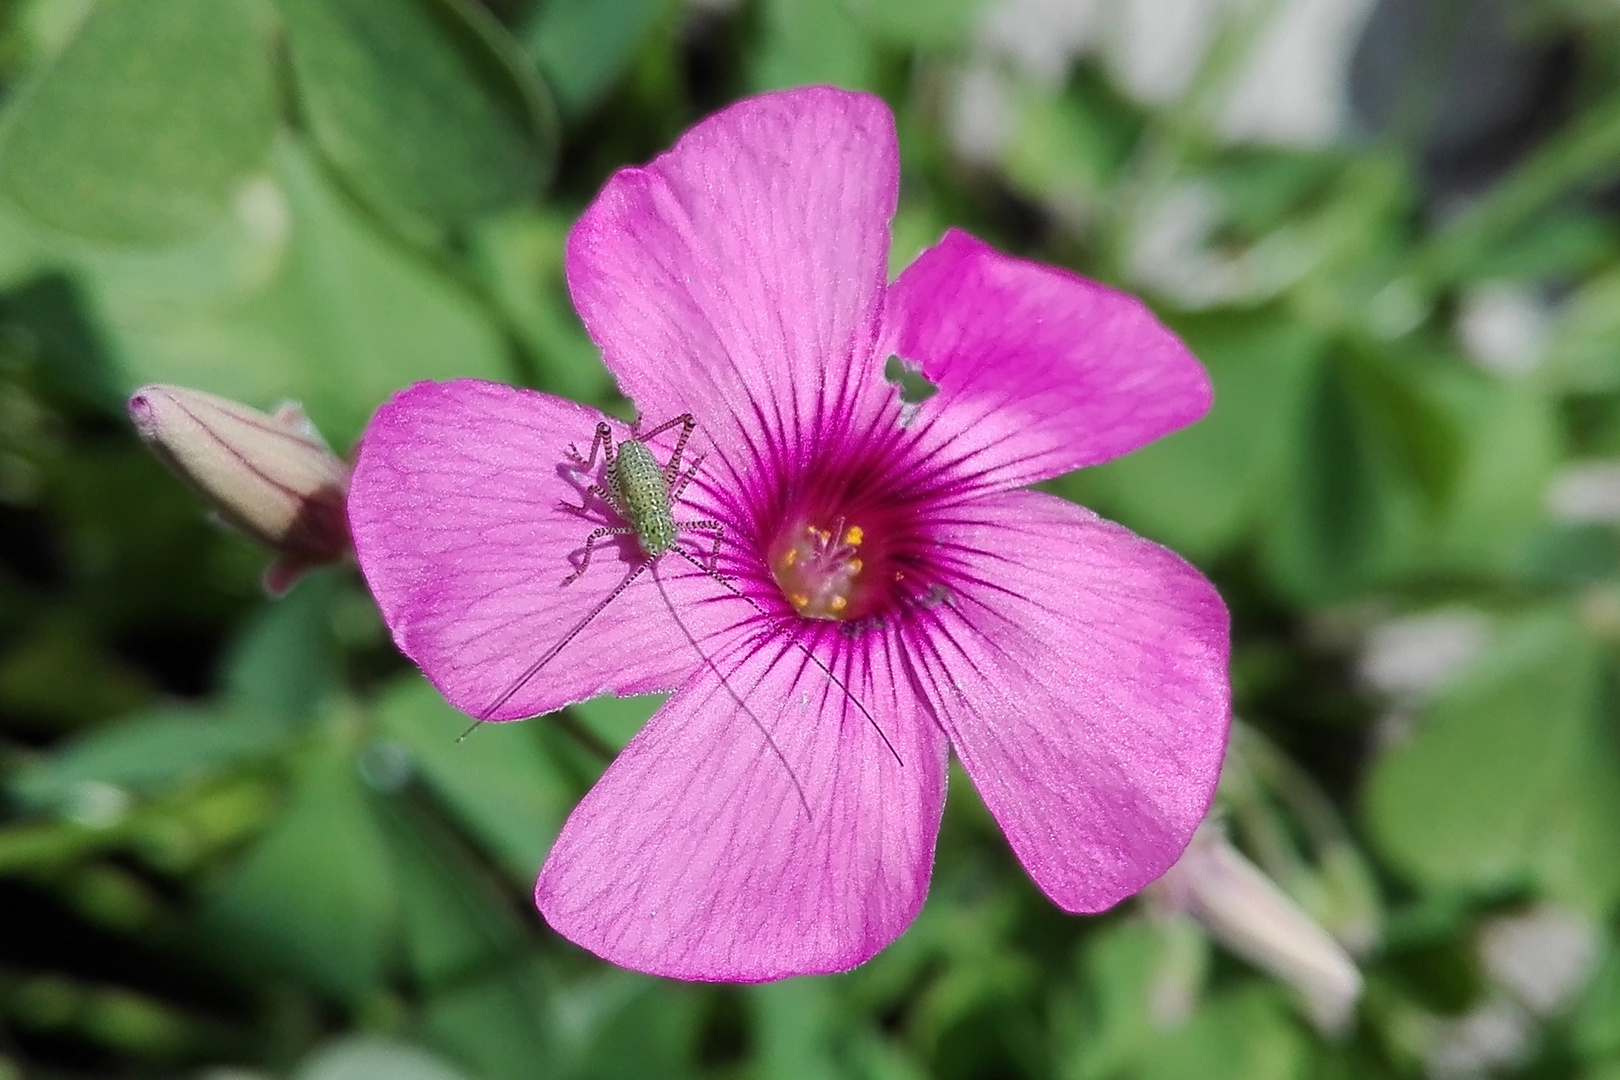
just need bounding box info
[999,84,1135,214]
[276,0,558,232]
[374,676,574,881]
[0,614,152,727]
[0,0,275,247]
[392,835,523,991]
[1413,90,1620,288]
[1137,986,1310,1080]
[524,0,671,117]
[554,972,702,1080]
[1207,149,1342,237]
[4,272,124,413]
[1542,269,1620,394]
[8,708,281,812]
[97,139,512,444]
[1574,950,1620,1061]
[1339,345,1463,511]
[1364,609,1601,895]
[1528,690,1620,916]
[752,0,876,92]
[296,1037,474,1080]
[0,198,52,288]
[221,570,341,729]
[844,0,980,50]
[202,741,397,999]
[1257,351,1428,603]
[422,960,554,1080]
[1459,208,1618,283]
[469,210,616,404]
[570,692,665,751]
[1427,370,1560,575]
[1066,920,1198,1080]
[752,978,841,1080]
[371,784,532,990]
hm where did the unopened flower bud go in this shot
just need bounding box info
[128,385,351,595]
[1151,824,1363,1034]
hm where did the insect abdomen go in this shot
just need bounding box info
[613,439,677,556]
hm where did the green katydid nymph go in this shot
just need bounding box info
[467,413,900,805]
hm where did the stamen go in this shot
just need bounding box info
[771,521,871,620]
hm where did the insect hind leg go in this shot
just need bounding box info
[562,423,621,516]
[565,422,614,473]
[676,519,726,575]
[560,481,616,517]
[634,411,694,445]
[565,525,635,585]
[668,451,707,504]
[630,413,696,483]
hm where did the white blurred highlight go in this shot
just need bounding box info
[971,0,1375,146]
[1547,462,1620,524]
[1425,1000,1533,1080]
[980,0,1101,87]
[1479,906,1601,1018]
[948,63,1017,163]
[1358,611,1491,702]
[1457,283,1551,377]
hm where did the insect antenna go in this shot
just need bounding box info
[650,561,813,818]
[670,547,904,768]
[457,561,652,742]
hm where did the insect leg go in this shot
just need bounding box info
[472,562,651,722]
[636,411,694,447]
[559,482,615,517]
[632,413,696,482]
[565,525,635,585]
[649,560,812,819]
[663,415,697,483]
[565,422,613,472]
[670,547,904,768]
[561,423,620,515]
[675,519,725,575]
[667,452,706,503]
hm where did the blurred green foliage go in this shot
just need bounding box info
[2,0,1620,1077]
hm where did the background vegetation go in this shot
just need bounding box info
[2,0,1620,1076]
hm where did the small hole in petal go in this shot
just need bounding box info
[883,355,938,428]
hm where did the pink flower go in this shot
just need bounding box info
[347,87,1230,981]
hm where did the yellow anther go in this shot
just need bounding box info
[849,558,863,574]
[843,525,864,546]
[830,595,848,612]
[782,548,798,566]
[791,593,810,609]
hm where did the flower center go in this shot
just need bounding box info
[770,520,876,620]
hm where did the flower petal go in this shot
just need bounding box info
[885,229,1212,491]
[908,490,1229,911]
[565,86,899,479]
[536,624,947,980]
[348,379,732,719]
